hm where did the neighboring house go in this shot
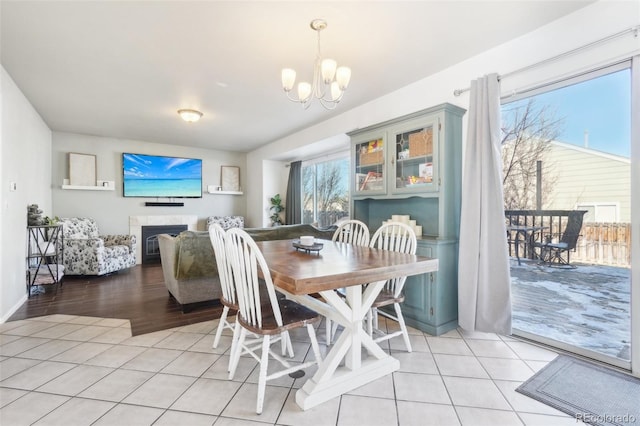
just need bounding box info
[544,141,630,223]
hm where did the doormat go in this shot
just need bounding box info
[516,355,640,426]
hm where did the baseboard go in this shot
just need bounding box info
[1,293,28,323]
[404,317,459,336]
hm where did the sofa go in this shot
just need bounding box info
[59,217,137,276]
[157,223,336,311]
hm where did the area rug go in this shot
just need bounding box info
[516,355,640,425]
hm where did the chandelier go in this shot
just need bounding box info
[281,19,351,110]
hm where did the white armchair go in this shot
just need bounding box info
[206,215,244,230]
[59,217,136,276]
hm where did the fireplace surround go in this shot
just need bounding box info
[129,215,198,265]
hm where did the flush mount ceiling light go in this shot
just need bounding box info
[281,19,351,110]
[177,109,203,123]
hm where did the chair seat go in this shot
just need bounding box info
[220,297,238,311]
[238,299,321,336]
[545,242,569,249]
[372,289,405,308]
[532,241,569,250]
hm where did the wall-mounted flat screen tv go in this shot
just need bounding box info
[122,153,202,198]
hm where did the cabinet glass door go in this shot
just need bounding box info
[392,121,438,194]
[353,134,386,196]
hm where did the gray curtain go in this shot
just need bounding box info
[457,73,512,335]
[285,161,302,225]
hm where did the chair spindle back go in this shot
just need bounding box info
[332,219,370,246]
[225,228,282,330]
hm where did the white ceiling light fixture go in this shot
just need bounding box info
[281,19,351,110]
[177,109,203,123]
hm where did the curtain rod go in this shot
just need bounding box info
[453,25,639,96]
[285,149,349,167]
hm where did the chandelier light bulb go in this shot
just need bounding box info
[281,68,296,92]
[297,82,312,102]
[281,19,350,110]
[321,59,337,83]
[336,67,352,90]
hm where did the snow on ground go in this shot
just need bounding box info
[509,259,630,361]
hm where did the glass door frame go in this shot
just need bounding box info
[501,59,638,375]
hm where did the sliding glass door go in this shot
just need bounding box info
[501,62,633,369]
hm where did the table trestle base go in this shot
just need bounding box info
[295,356,399,410]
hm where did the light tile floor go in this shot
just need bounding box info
[0,314,584,426]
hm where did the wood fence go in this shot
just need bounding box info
[573,223,631,267]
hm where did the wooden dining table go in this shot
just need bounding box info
[255,238,439,410]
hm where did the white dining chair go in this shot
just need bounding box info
[367,221,417,352]
[332,219,371,246]
[209,224,292,367]
[225,228,323,414]
[324,219,371,344]
[208,224,240,360]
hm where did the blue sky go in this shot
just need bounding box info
[123,153,201,179]
[504,69,631,158]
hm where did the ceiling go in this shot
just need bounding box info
[1,1,593,153]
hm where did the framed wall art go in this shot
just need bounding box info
[69,153,97,186]
[221,166,241,191]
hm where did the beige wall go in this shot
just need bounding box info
[545,142,631,222]
[1,66,52,321]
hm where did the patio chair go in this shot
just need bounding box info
[532,210,586,268]
[225,228,322,414]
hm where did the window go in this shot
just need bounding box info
[302,154,350,227]
[575,202,619,223]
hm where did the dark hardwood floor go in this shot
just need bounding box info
[9,265,224,336]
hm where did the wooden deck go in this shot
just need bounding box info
[510,258,631,361]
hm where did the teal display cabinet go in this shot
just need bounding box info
[350,103,466,335]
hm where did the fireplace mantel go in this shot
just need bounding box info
[129,215,198,264]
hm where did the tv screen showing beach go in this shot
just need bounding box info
[122,153,202,198]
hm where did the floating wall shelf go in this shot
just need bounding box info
[61,179,115,191]
[207,190,243,195]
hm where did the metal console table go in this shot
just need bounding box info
[26,224,64,296]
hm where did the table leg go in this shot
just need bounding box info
[282,281,400,410]
[515,231,522,265]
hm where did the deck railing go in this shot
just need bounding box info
[505,210,631,267]
[505,210,578,261]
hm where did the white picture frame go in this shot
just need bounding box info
[69,153,97,186]
[221,166,240,191]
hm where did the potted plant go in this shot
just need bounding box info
[270,194,284,226]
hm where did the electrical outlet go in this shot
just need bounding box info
[9,182,17,191]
